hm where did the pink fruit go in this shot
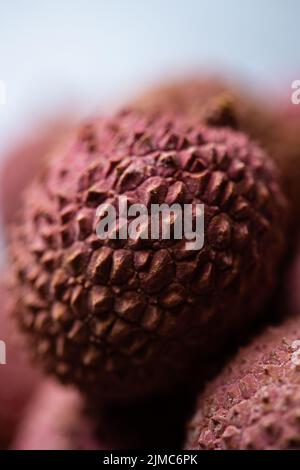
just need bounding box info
[0,117,73,231]
[12,380,100,450]
[133,78,300,217]
[8,111,288,400]
[0,275,40,448]
[185,240,300,450]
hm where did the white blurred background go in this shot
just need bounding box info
[0,0,299,154]
[0,0,299,256]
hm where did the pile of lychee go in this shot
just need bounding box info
[1,75,300,450]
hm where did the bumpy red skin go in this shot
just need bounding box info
[9,111,288,400]
[12,380,100,450]
[0,278,41,449]
[185,312,300,450]
[134,78,300,219]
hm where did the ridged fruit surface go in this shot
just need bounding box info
[185,312,300,450]
[9,111,288,399]
[132,77,230,119]
[134,78,300,217]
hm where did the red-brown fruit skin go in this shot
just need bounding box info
[0,276,41,449]
[9,111,288,400]
[131,77,230,118]
[134,77,300,218]
[269,104,300,218]
[11,380,100,450]
[185,240,300,451]
[185,313,300,450]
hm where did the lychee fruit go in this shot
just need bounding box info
[12,379,194,449]
[132,76,229,118]
[0,116,73,231]
[8,111,288,400]
[0,274,41,449]
[185,311,300,450]
[133,77,300,217]
[185,235,300,450]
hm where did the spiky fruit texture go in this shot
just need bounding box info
[9,111,288,400]
[0,276,40,449]
[12,381,99,450]
[134,77,300,217]
[185,312,300,450]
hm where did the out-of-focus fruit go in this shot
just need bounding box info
[12,380,99,450]
[133,77,300,217]
[185,239,300,450]
[0,276,40,449]
[12,379,195,449]
[0,117,73,231]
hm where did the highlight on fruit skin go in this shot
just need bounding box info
[8,110,288,400]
